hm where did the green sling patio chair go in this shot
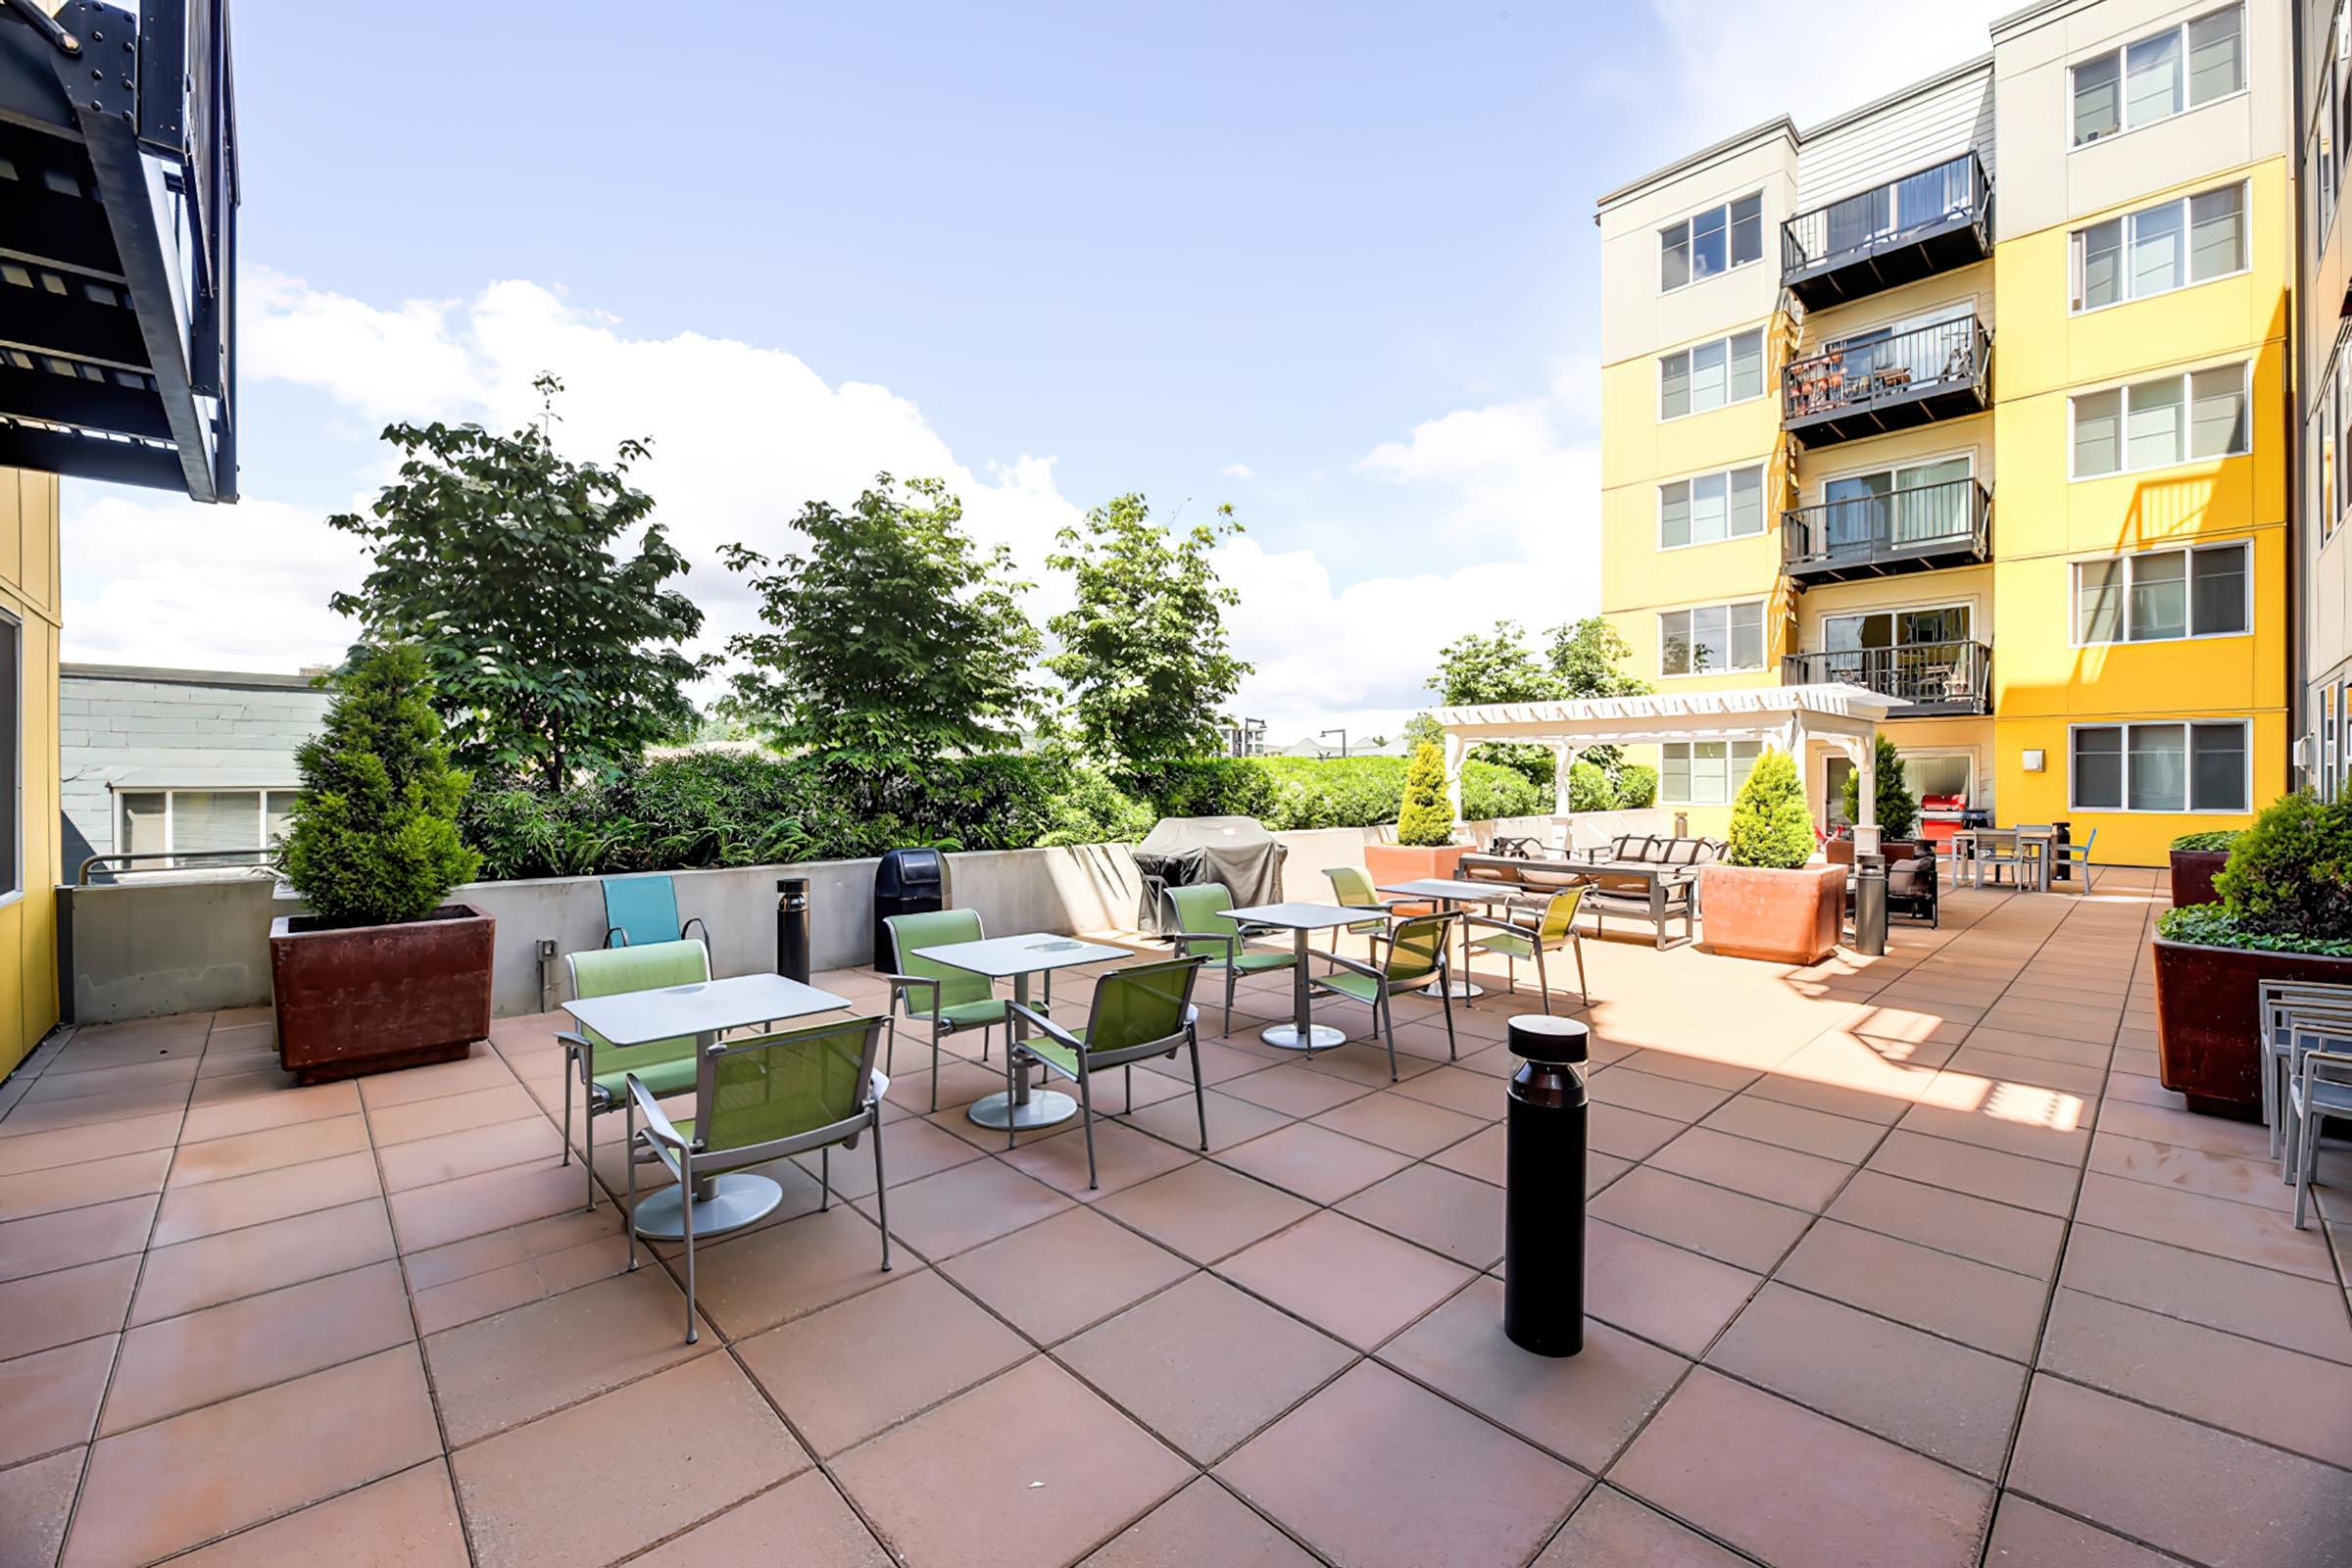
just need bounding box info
[1463,887,1590,1013]
[556,938,711,1212]
[1306,911,1457,1081]
[1004,956,1208,1189]
[883,908,1007,1111]
[601,873,710,950]
[1325,865,1413,937]
[624,1013,891,1343]
[1163,882,1295,1034]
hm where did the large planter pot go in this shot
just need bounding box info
[1363,843,1467,914]
[1697,863,1847,965]
[1826,837,1929,866]
[2168,850,2230,909]
[270,904,495,1084]
[2151,937,2352,1119]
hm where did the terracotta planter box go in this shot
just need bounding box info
[270,904,495,1084]
[1697,863,1847,965]
[2168,849,2230,909]
[1826,838,1929,866]
[2151,937,2352,1119]
[1363,843,1466,911]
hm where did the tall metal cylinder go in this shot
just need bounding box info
[776,877,810,982]
[1503,1014,1588,1357]
[1853,853,1887,957]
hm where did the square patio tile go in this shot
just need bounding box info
[130,1200,393,1326]
[1216,1064,1377,1117]
[831,1357,1191,1568]
[1216,1360,1585,1568]
[365,1083,542,1148]
[2073,1173,2335,1281]
[1092,1161,1316,1265]
[1980,1494,2185,1568]
[1309,1091,1487,1157]
[0,1193,159,1285]
[0,1448,84,1568]
[1534,1486,1751,1567]
[1428,1122,1506,1186]
[856,1157,1075,1259]
[1825,1170,2066,1278]
[938,1204,1193,1344]
[0,1334,115,1469]
[163,1460,468,1568]
[1775,1220,2044,1361]
[676,1203,899,1338]
[1864,1129,2080,1217]
[377,1117,564,1195]
[163,1115,368,1190]
[1650,1126,1854,1213]
[1214,1123,1412,1206]
[1000,1117,1199,1200]
[1586,1102,1686,1161]
[1337,1162,1504,1268]
[1582,1219,1759,1358]
[177,1080,359,1145]
[0,1253,139,1362]
[1587,1066,1733,1123]
[1080,1477,1318,1567]
[0,1111,183,1179]
[2056,1225,2352,1365]
[1216,1210,1472,1349]
[630,1471,889,1568]
[1056,1271,1353,1463]
[147,1151,378,1247]
[1387,1063,1507,1120]
[1588,1166,1812,1273]
[0,1148,172,1226]
[1119,1084,1288,1153]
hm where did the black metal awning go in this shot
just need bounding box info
[0,0,238,502]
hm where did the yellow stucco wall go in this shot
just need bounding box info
[0,468,61,1079]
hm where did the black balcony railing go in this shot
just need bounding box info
[1782,475,1991,584]
[1784,640,1991,715]
[1782,154,1992,309]
[1782,316,1989,448]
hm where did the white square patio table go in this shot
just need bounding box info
[1378,877,1513,1000]
[1225,901,1382,1052]
[912,933,1132,1131]
[564,971,854,1242]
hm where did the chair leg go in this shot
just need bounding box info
[819,1147,831,1212]
[681,1155,699,1346]
[1573,937,1589,1007]
[584,1103,597,1212]
[1379,994,1399,1083]
[1124,1063,1134,1114]
[624,1097,639,1274]
[1004,1047,1018,1152]
[562,1045,575,1167]
[1188,1027,1209,1152]
[885,1015,898,1077]
[1225,967,1236,1037]
[1077,1067,1099,1190]
[872,1111,893,1272]
[1534,946,1550,1016]
[929,1020,943,1114]
[2294,1105,2322,1229]
[1441,981,1457,1061]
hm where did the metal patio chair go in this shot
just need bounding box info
[1306,912,1458,1081]
[1004,956,1209,1189]
[1161,883,1295,1035]
[1463,887,1590,1013]
[601,873,711,950]
[555,938,712,1211]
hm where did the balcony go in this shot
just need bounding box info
[0,0,239,501]
[1784,638,1991,716]
[1781,475,1991,585]
[1781,153,1991,309]
[1782,315,1988,450]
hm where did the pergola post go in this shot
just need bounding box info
[1444,733,1466,822]
[1551,744,1577,812]
[1854,722,1880,857]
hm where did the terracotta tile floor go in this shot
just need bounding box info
[8,871,2352,1566]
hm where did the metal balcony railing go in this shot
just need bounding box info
[1783,640,1991,715]
[1782,475,1991,582]
[1782,316,1989,447]
[1782,153,1992,308]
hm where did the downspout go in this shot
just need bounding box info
[2289,0,2309,791]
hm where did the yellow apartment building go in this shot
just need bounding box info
[1594,0,2292,867]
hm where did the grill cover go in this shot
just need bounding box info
[1131,816,1287,932]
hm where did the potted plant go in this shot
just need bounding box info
[270,644,492,1083]
[1364,740,1467,889]
[2151,792,2352,1117]
[2167,829,2240,909]
[1828,735,1925,862]
[1698,750,1847,964]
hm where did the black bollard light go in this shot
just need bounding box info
[1503,1013,1589,1356]
[776,877,811,982]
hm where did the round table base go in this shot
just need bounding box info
[1261,1022,1348,1051]
[967,1087,1079,1131]
[630,1172,783,1243]
[1425,980,1487,1000]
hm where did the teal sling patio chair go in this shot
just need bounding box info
[602,873,710,950]
[1004,956,1208,1189]
[1163,882,1296,1034]
[1463,887,1590,1013]
[1306,911,1457,1081]
[883,908,1007,1111]
[625,1013,892,1343]
[556,939,712,1211]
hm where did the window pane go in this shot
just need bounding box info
[1690,472,1728,544]
[1904,756,1972,799]
[1730,602,1764,669]
[2186,7,2243,105]
[2129,724,2188,810]
[2130,202,2183,296]
[1691,741,1728,804]
[1660,223,1690,291]
[1661,611,1690,675]
[1661,352,1690,418]
[2190,722,2248,810]
[2074,728,2125,808]
[2188,185,2245,280]
[2078,559,2125,642]
[1662,745,1690,802]
[2189,366,2249,457]
[1730,193,1763,267]
[2129,552,2188,640]
[1660,481,1691,549]
[2190,544,2249,633]
[2074,389,2123,475]
[2079,219,2124,308]
[1690,206,1727,279]
[174,791,262,856]
[1729,466,1764,536]
[121,791,166,857]
[265,791,298,848]
[2126,376,2184,469]
[1729,331,1764,402]
[1730,741,1763,798]
[1690,340,1728,412]
[1692,605,1729,671]
[2125,30,2181,126]
[2074,52,2122,142]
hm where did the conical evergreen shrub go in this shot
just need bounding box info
[1396,740,1456,847]
[1728,749,1815,869]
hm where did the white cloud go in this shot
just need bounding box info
[1220,464,1254,479]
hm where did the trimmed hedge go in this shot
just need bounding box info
[2169,829,2241,853]
[2157,904,2352,958]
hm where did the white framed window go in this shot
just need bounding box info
[2318,70,2340,243]
[2073,541,2250,644]
[2070,720,2248,812]
[2071,181,2247,311]
[2072,6,2244,146]
[1658,600,1766,676]
[1660,192,1764,291]
[115,787,300,867]
[1660,740,1763,806]
[1659,329,1766,419]
[2070,362,2250,477]
[1658,465,1766,549]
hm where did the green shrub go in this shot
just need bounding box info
[2212,791,2352,941]
[278,644,480,924]
[1615,762,1659,809]
[1461,760,1543,821]
[1395,742,1455,846]
[2158,904,2352,958]
[2170,829,2242,853]
[1728,749,1814,869]
[1036,764,1156,847]
[1566,760,1616,813]
[1836,735,1919,841]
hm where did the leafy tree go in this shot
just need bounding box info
[1546,616,1650,700]
[1429,620,1564,794]
[1396,740,1456,846]
[1566,759,1617,812]
[2214,790,2352,938]
[1615,762,1659,809]
[1046,496,1250,769]
[1837,734,1920,841]
[278,644,479,924]
[327,376,709,791]
[1728,749,1815,869]
[719,474,1042,768]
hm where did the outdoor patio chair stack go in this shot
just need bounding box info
[1307,911,1458,1081]
[556,938,712,1211]
[1005,956,1209,1189]
[2261,979,2352,1228]
[1161,883,1296,1034]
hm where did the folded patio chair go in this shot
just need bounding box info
[625,1014,892,1342]
[1306,912,1458,1081]
[1463,888,1589,1013]
[1005,956,1208,1189]
[602,873,711,950]
[2262,980,2352,1161]
[1162,883,1295,1035]
[556,939,712,1212]
[2284,1033,2352,1230]
[883,908,1006,1112]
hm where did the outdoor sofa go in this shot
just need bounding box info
[1457,834,1725,949]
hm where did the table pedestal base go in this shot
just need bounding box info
[1260,1022,1348,1051]
[968,1087,1078,1130]
[1425,979,1487,1000]
[630,1173,783,1242]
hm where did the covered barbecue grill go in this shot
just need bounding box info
[1131,817,1287,933]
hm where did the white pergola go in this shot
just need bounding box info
[1433,683,1904,848]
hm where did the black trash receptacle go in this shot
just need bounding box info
[2048,820,2073,883]
[874,848,946,968]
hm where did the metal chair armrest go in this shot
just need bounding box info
[1168,931,1241,959]
[1316,950,1385,983]
[1004,1000,1084,1053]
[1459,911,1536,938]
[625,1073,693,1150]
[881,973,943,1019]
[2302,1050,2352,1089]
[604,927,629,949]
[679,915,711,947]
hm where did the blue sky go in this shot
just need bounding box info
[63,1,2005,735]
